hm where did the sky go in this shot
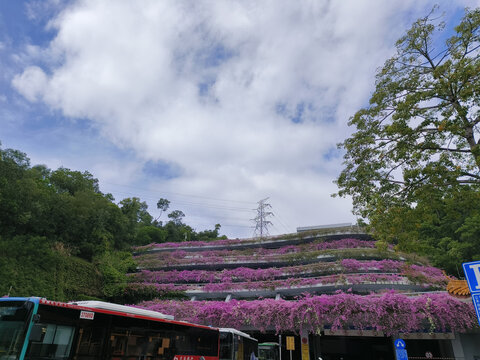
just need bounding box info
[0,0,478,239]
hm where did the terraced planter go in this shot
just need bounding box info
[134,226,368,253]
[134,239,399,268]
[130,261,448,287]
[127,270,448,298]
[136,292,475,335]
[129,231,466,337]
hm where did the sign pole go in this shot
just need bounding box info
[279,335,282,360]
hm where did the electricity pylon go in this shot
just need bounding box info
[252,197,273,239]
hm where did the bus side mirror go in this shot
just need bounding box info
[29,324,46,342]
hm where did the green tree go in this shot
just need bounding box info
[155,198,170,223]
[136,225,167,245]
[336,8,480,218]
[335,8,480,270]
[193,223,223,241]
[163,210,193,242]
[95,250,136,300]
[163,221,193,242]
[52,190,128,259]
[167,210,185,225]
[119,197,153,245]
[50,167,100,195]
[120,197,153,225]
[370,186,480,273]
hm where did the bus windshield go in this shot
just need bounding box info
[259,343,279,360]
[0,300,34,360]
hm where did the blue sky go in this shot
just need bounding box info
[0,0,477,238]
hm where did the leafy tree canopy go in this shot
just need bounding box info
[0,143,225,253]
[336,7,480,218]
[156,198,170,213]
[167,210,185,225]
[335,8,480,272]
[370,185,480,274]
[50,167,100,195]
[0,142,227,299]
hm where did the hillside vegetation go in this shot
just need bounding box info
[0,143,223,302]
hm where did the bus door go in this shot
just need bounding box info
[236,335,243,360]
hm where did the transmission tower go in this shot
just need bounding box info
[252,197,273,239]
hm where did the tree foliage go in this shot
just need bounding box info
[370,186,480,274]
[155,198,170,223]
[336,8,480,216]
[0,142,225,300]
[335,8,480,271]
[167,210,185,224]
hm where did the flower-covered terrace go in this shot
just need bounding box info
[130,228,476,339]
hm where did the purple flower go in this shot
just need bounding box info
[134,292,476,335]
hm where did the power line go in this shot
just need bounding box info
[186,213,254,222]
[169,200,254,212]
[274,211,293,233]
[101,182,293,235]
[104,189,255,213]
[194,223,254,229]
[102,181,257,204]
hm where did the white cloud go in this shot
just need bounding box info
[11,0,472,237]
[12,65,47,102]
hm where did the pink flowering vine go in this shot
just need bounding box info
[135,292,476,335]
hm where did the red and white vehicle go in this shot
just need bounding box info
[0,297,219,360]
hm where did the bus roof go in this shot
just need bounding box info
[70,301,174,320]
[219,328,258,342]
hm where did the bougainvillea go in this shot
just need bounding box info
[135,238,383,267]
[133,232,325,252]
[134,226,368,252]
[135,292,476,335]
[128,271,448,294]
[130,261,448,288]
[129,231,463,339]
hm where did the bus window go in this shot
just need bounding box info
[0,300,34,359]
[220,332,233,360]
[107,316,219,360]
[75,327,106,360]
[258,343,279,360]
[219,329,258,360]
[108,329,160,360]
[26,324,75,359]
[219,332,233,360]
[243,337,258,360]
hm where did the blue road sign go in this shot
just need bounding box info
[463,261,480,326]
[471,293,480,325]
[396,349,408,360]
[394,339,406,349]
[463,261,480,294]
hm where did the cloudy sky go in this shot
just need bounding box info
[0,0,477,238]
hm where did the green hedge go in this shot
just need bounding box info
[0,235,103,301]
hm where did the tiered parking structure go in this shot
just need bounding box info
[131,225,479,360]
